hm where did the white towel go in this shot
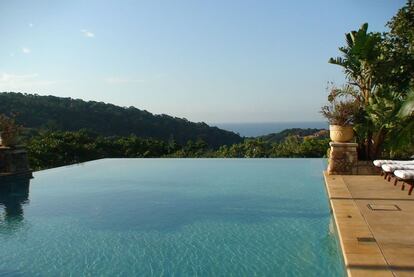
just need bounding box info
[382,164,414,173]
[394,170,414,180]
[373,160,414,167]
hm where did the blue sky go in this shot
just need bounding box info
[0,0,406,123]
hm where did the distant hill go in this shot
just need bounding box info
[259,128,329,143]
[0,92,243,148]
[214,122,328,137]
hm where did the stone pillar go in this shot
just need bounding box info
[0,146,32,179]
[327,142,358,175]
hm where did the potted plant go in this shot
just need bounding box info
[0,114,22,147]
[321,93,359,143]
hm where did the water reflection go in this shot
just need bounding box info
[0,177,31,231]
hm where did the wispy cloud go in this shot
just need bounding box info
[105,77,145,84]
[0,73,56,91]
[81,29,95,38]
[28,23,34,28]
[22,47,31,54]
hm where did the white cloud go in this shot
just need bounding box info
[105,77,145,84]
[81,29,95,38]
[9,53,15,57]
[22,47,31,54]
[29,23,34,28]
[0,73,56,91]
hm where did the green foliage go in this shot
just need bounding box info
[383,0,414,91]
[399,89,414,118]
[366,89,404,130]
[0,92,242,148]
[215,135,329,158]
[363,89,408,156]
[27,130,172,170]
[270,136,330,158]
[26,129,330,170]
[329,23,383,104]
[258,128,328,143]
[166,139,211,158]
[327,1,414,159]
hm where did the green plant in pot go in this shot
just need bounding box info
[321,88,359,143]
[0,114,22,147]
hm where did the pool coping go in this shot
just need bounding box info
[323,172,394,277]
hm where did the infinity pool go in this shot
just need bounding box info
[0,159,344,276]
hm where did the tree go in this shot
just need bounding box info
[0,92,243,149]
[383,0,414,92]
[328,23,385,159]
[328,2,414,160]
[365,89,406,157]
[329,23,382,105]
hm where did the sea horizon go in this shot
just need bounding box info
[210,121,328,137]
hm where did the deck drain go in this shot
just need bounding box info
[357,237,376,243]
[368,204,401,211]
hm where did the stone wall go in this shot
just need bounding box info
[327,142,378,175]
[0,146,32,179]
[327,142,358,175]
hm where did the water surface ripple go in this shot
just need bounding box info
[0,159,344,276]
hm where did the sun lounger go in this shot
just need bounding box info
[394,170,414,195]
[382,164,414,173]
[373,160,414,179]
[373,160,414,167]
[381,164,414,183]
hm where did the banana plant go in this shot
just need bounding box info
[399,89,414,118]
[329,23,382,105]
[366,88,414,158]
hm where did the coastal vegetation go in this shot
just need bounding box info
[26,129,329,170]
[214,135,329,158]
[0,92,330,170]
[325,0,414,159]
[0,92,242,148]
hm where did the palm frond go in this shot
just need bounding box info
[399,90,414,118]
[328,57,344,65]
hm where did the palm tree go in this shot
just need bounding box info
[329,23,382,105]
[328,23,386,160]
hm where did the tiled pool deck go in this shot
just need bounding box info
[324,172,414,277]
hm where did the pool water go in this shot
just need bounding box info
[0,159,344,276]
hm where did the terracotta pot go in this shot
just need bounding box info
[0,132,18,146]
[329,125,354,143]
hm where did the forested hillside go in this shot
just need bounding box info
[259,128,329,143]
[0,92,242,147]
[26,130,330,170]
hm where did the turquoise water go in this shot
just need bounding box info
[0,159,344,276]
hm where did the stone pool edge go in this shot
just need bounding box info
[323,172,393,277]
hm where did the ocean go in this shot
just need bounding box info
[211,122,328,137]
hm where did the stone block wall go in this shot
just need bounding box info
[327,142,358,175]
[0,146,32,178]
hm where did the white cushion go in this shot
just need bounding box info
[373,160,414,167]
[382,164,414,173]
[394,170,414,180]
